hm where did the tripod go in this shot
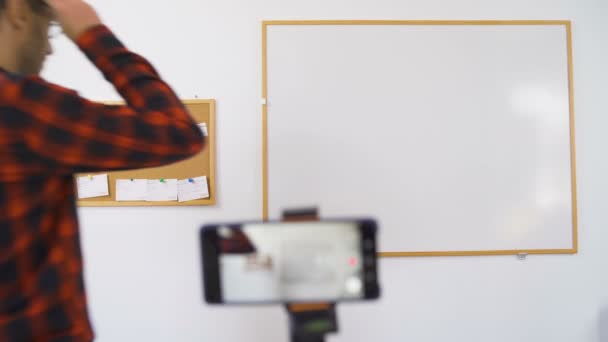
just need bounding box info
[281,208,338,342]
[285,303,338,342]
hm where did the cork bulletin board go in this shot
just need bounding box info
[76,99,216,207]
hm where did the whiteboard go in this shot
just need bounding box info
[262,21,577,256]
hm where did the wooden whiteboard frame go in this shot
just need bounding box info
[261,20,578,257]
[77,99,217,207]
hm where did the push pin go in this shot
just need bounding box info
[160,178,165,183]
[188,178,194,183]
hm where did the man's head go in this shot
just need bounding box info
[0,0,55,75]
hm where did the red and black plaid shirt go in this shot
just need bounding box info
[0,25,204,341]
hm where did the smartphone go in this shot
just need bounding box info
[200,218,379,304]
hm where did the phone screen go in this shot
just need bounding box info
[202,220,378,303]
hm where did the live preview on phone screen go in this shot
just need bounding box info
[202,220,378,303]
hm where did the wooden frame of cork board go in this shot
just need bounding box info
[76,99,216,207]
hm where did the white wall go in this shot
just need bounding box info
[42,0,608,341]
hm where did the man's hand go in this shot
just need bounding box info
[45,0,102,41]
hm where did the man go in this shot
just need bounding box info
[0,0,205,340]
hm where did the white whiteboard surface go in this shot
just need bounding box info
[262,21,577,256]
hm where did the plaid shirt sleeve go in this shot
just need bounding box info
[0,25,204,177]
